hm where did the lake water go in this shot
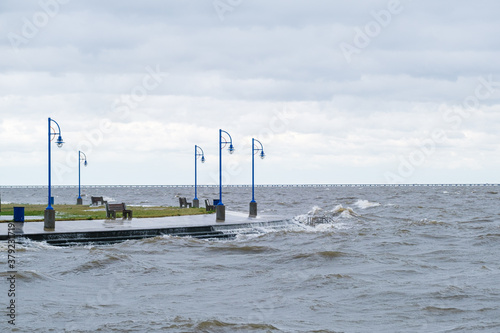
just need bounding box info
[1,185,499,332]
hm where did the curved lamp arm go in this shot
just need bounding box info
[195,145,205,163]
[49,118,64,148]
[220,129,235,154]
[79,151,88,166]
[253,138,265,159]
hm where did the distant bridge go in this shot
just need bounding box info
[1,183,498,189]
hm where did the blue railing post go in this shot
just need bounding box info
[47,117,52,210]
[45,117,64,230]
[217,129,234,221]
[252,138,255,203]
[78,150,81,200]
[77,151,87,205]
[194,145,205,202]
[195,145,198,200]
[249,138,264,217]
[219,129,223,204]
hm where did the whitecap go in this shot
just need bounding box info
[15,239,62,251]
[331,204,345,213]
[339,209,356,218]
[354,199,381,209]
[308,206,323,215]
[293,204,358,228]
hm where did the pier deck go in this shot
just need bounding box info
[0,211,291,245]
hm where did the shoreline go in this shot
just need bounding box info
[0,211,291,245]
[0,203,211,222]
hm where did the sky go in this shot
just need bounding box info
[1,0,499,186]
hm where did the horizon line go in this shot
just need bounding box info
[1,183,499,188]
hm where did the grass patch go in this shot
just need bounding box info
[0,203,211,222]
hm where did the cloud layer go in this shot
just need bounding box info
[1,0,499,185]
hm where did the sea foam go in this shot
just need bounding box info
[354,199,381,209]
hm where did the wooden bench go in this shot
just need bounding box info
[179,197,192,208]
[91,196,105,206]
[105,202,133,219]
[204,199,215,212]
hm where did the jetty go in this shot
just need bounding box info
[0,211,291,245]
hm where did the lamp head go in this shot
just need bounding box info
[260,151,265,160]
[228,144,235,154]
[84,160,88,167]
[201,156,205,163]
[56,135,64,148]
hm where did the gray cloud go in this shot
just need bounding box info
[1,0,499,185]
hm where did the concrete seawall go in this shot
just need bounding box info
[0,211,292,245]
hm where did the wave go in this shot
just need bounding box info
[423,306,465,313]
[10,239,62,251]
[292,250,345,260]
[207,244,277,254]
[293,204,358,227]
[409,218,449,227]
[69,253,130,273]
[195,319,279,331]
[354,199,381,209]
[0,270,59,282]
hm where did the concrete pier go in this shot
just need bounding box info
[44,209,55,231]
[216,204,225,222]
[76,198,83,205]
[249,201,257,217]
[193,199,199,208]
[0,211,291,245]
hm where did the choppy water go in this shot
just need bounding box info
[1,185,500,332]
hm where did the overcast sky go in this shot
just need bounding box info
[1,0,499,186]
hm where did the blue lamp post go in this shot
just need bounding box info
[249,138,265,217]
[45,117,64,231]
[77,151,88,205]
[193,145,205,208]
[217,129,234,221]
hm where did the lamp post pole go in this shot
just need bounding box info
[217,129,234,221]
[77,151,88,205]
[250,138,265,217]
[193,145,205,208]
[45,117,64,231]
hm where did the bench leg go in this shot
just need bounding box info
[123,210,132,219]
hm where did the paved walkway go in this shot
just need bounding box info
[0,211,289,237]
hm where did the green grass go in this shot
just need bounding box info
[0,203,212,222]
